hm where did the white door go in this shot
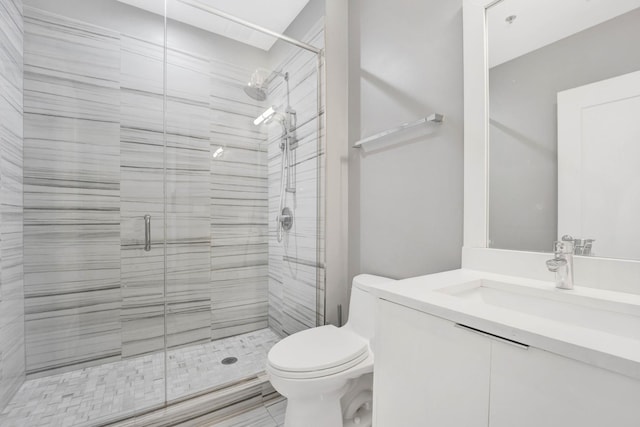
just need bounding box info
[557,70,640,259]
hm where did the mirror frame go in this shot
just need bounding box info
[463,0,493,249]
[461,0,640,294]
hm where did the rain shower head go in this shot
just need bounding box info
[243,68,269,101]
[243,68,289,102]
[243,83,267,101]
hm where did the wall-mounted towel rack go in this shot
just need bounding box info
[353,113,444,148]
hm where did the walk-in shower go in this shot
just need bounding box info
[0,0,325,425]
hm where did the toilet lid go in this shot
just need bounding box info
[268,325,369,374]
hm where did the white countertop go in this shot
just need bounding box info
[368,269,640,381]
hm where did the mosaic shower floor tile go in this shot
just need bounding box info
[0,329,280,427]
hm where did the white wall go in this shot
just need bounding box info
[348,0,464,282]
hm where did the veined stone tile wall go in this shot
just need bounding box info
[19,4,323,378]
[267,20,325,336]
[119,34,166,359]
[20,7,275,376]
[0,0,25,411]
[23,7,123,377]
[209,58,270,341]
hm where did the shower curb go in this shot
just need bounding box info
[104,373,278,427]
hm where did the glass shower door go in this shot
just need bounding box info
[162,10,273,401]
[118,9,169,415]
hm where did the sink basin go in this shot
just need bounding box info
[437,279,640,341]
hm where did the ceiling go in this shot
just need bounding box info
[488,0,640,67]
[117,0,311,51]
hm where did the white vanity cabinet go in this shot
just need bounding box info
[489,340,640,427]
[373,299,491,427]
[374,299,640,427]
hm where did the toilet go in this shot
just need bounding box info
[267,274,392,427]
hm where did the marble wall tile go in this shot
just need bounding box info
[0,0,25,409]
[267,20,325,336]
[165,47,213,349]
[23,7,122,376]
[17,4,322,380]
[120,38,216,355]
[209,63,269,340]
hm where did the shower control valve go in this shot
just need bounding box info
[277,207,294,231]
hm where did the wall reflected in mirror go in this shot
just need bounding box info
[487,0,640,260]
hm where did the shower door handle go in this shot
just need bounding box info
[144,215,151,251]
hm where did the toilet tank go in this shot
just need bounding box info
[344,274,393,343]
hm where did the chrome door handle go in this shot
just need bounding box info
[144,215,151,251]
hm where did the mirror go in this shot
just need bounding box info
[487,0,640,260]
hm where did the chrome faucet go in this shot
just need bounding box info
[546,240,574,290]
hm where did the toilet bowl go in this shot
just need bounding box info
[266,274,392,427]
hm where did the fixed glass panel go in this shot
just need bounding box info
[4,0,167,424]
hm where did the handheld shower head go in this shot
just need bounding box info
[253,106,288,136]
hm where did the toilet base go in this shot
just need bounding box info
[276,373,374,427]
[341,374,373,427]
[284,390,345,427]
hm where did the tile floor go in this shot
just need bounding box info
[208,398,287,427]
[0,329,281,427]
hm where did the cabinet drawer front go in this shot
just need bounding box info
[374,299,491,427]
[490,340,640,427]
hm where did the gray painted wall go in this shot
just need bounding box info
[488,8,640,252]
[348,0,464,281]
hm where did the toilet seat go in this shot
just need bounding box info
[268,325,370,379]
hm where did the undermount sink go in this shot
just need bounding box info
[437,279,640,341]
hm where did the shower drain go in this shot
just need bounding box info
[221,357,238,365]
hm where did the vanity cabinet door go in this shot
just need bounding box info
[489,340,640,427]
[374,300,491,427]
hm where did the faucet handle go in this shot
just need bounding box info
[582,239,595,256]
[553,240,574,255]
